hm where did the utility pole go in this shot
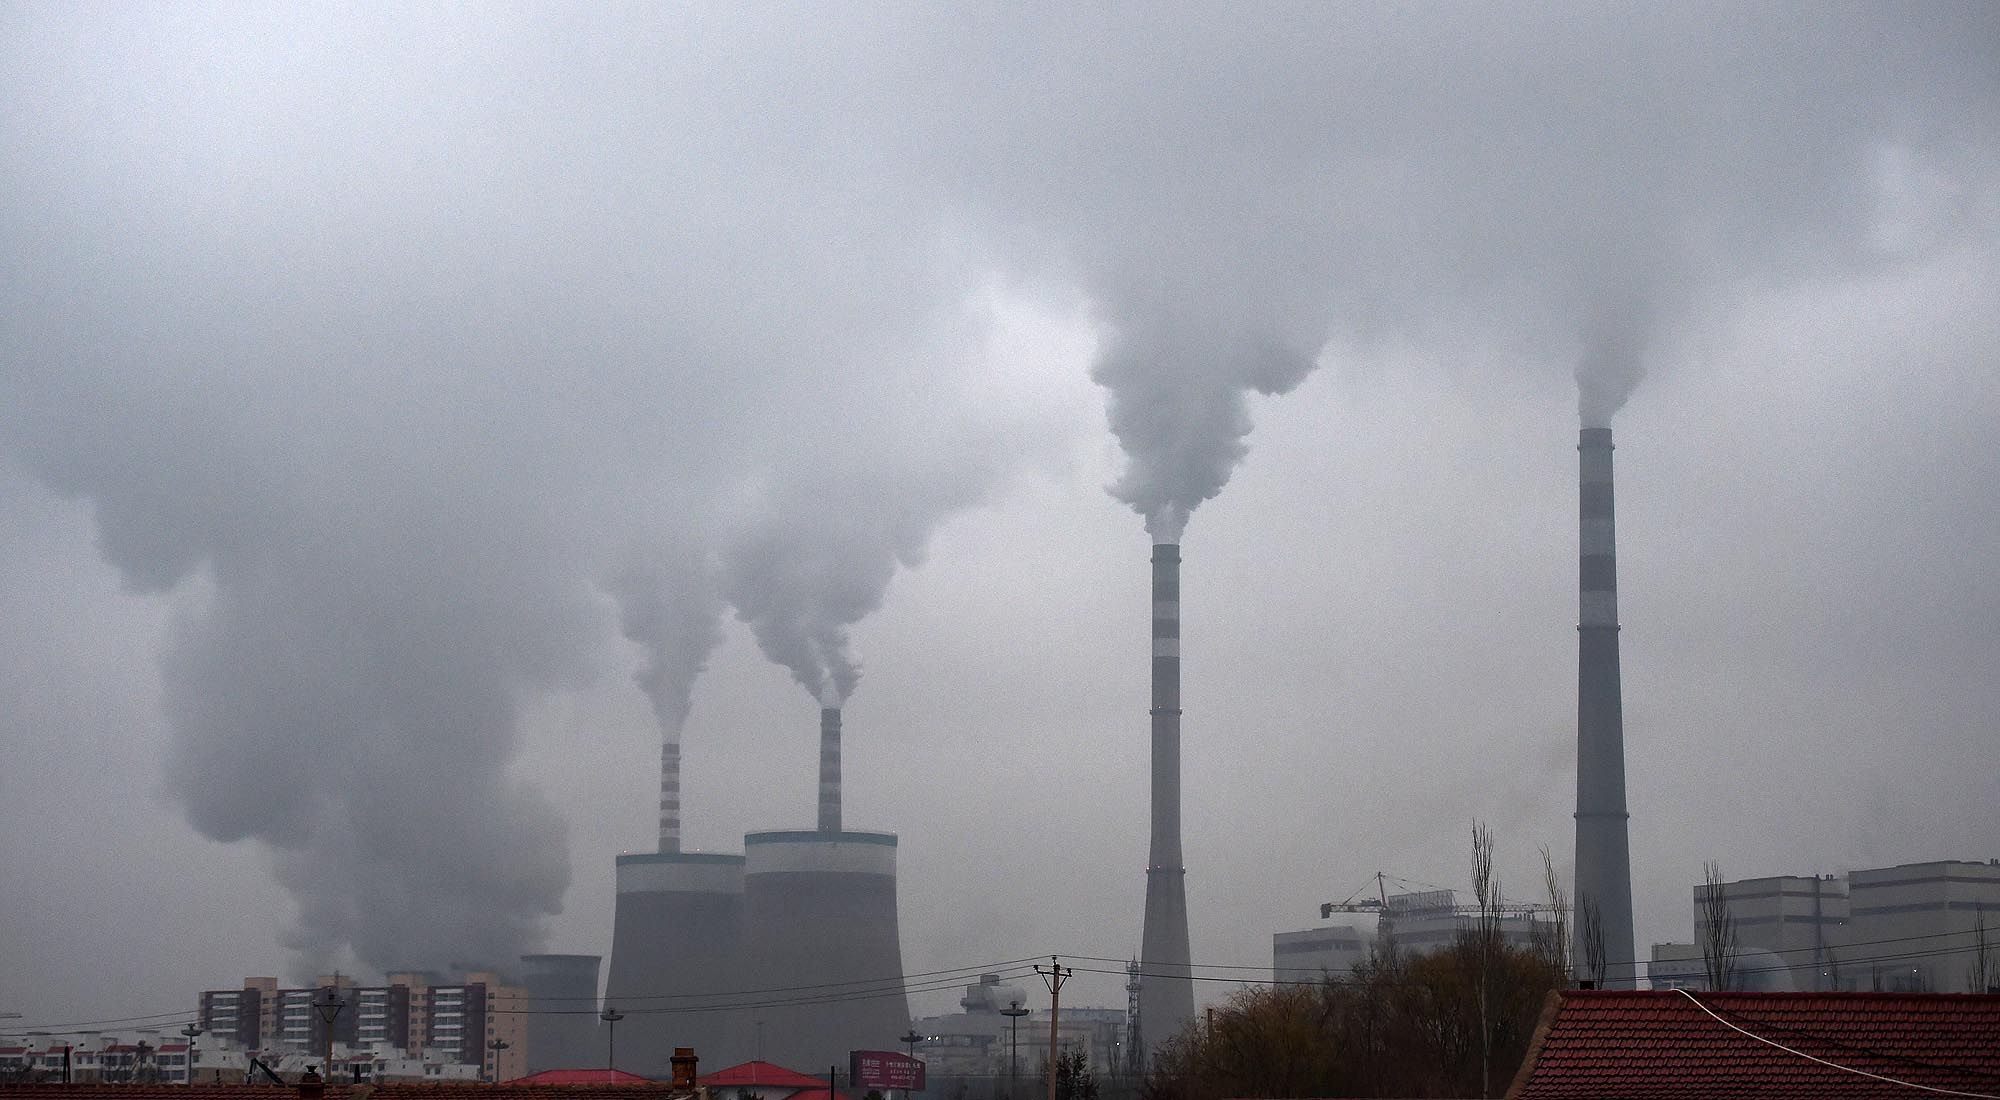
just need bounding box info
[1035,958,1070,1100]
[311,988,346,1083]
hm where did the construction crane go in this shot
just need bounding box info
[1320,871,1567,950]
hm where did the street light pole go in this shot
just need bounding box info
[487,1038,510,1083]
[180,1025,201,1085]
[1001,1001,1029,1100]
[599,1006,624,1072]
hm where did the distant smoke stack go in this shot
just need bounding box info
[659,741,681,853]
[1139,543,1194,1050]
[818,707,841,833]
[1573,427,1636,985]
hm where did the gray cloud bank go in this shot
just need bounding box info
[2,3,1995,976]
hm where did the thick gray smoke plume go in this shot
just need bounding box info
[1097,310,1319,542]
[891,3,2000,467]
[0,5,1020,976]
[721,454,1001,705]
[606,543,726,743]
[1575,290,1657,431]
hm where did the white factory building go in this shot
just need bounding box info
[1274,888,1560,983]
[1650,858,2000,993]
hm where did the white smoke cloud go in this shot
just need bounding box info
[606,539,727,746]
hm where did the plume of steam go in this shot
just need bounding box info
[721,514,888,707]
[721,458,996,705]
[605,542,727,742]
[1096,308,1320,542]
[1575,288,1657,429]
[150,514,587,978]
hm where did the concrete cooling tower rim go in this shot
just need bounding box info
[743,830,897,877]
[615,850,746,894]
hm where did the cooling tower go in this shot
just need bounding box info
[604,851,750,1075]
[518,954,602,1073]
[1573,427,1636,985]
[740,829,909,1071]
[1138,542,1194,1052]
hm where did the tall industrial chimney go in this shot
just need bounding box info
[659,741,681,853]
[818,707,841,833]
[1573,427,1636,986]
[1139,542,1194,1053]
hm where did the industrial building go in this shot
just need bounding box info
[1273,888,1560,982]
[905,974,1130,1089]
[1650,858,2000,992]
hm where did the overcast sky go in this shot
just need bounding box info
[3,2,1997,1030]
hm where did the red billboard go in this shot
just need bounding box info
[849,1050,925,1091]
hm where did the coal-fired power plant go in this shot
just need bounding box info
[606,700,911,1076]
[1139,542,1195,1053]
[518,953,603,1074]
[1573,426,1636,985]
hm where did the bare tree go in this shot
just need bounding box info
[1536,846,1570,977]
[1470,822,1498,1098]
[1967,904,1993,994]
[1577,895,1607,988]
[1699,860,1739,991]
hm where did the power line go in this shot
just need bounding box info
[9,926,1992,1037]
[1673,988,2000,1099]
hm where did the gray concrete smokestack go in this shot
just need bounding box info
[659,741,681,853]
[818,707,841,833]
[604,852,750,1075]
[1139,543,1194,1054]
[1573,427,1636,986]
[518,954,602,1073]
[741,829,908,1072]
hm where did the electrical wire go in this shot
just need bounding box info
[5,927,1990,1038]
[1672,988,2000,1099]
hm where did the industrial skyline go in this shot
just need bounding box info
[4,1,1998,1038]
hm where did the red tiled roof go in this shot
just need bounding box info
[506,1070,655,1085]
[0,1085,694,1100]
[1507,989,2000,1099]
[696,1060,828,1090]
